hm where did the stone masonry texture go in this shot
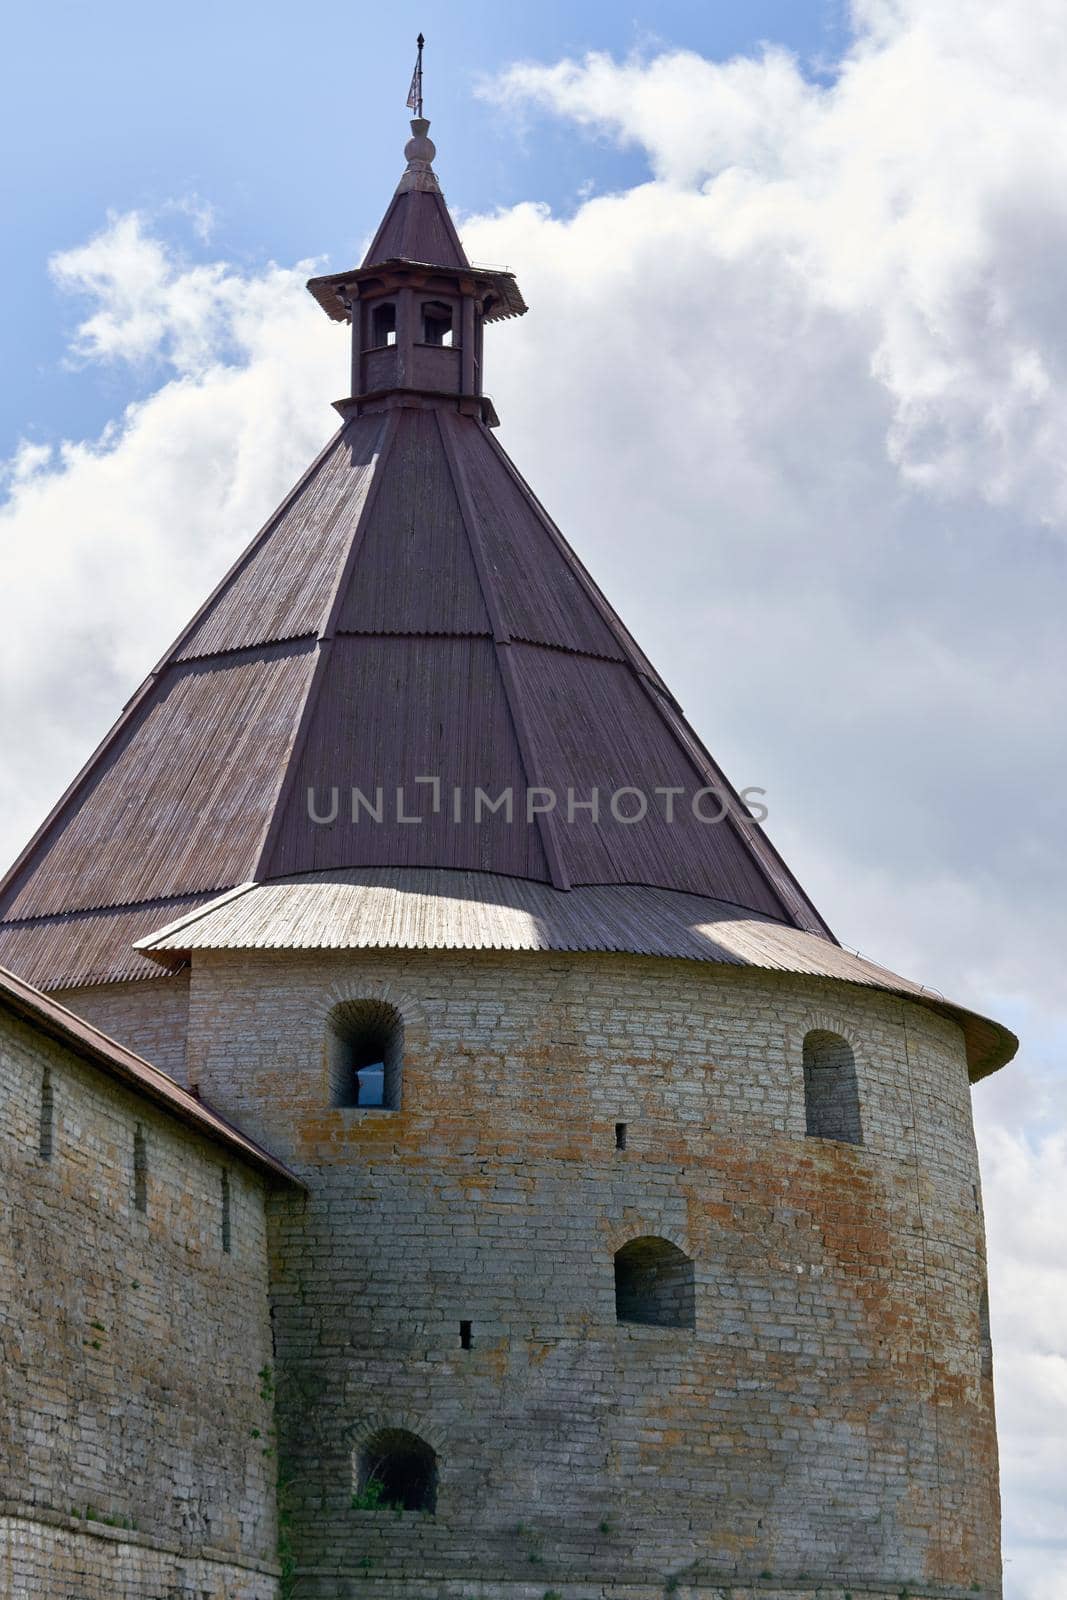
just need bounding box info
[169,944,1001,1600]
[55,972,193,1085]
[0,1002,281,1599]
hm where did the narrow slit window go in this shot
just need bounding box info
[460,1320,472,1350]
[133,1125,148,1214]
[39,1069,54,1160]
[221,1169,232,1254]
[615,1122,627,1151]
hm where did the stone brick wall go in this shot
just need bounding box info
[0,1004,280,1599]
[56,971,192,1084]
[184,947,1000,1600]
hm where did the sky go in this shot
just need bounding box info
[1,1,1064,1594]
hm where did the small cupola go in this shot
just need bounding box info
[306,48,526,428]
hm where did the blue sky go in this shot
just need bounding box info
[0,0,846,458]
[2,4,1065,1594]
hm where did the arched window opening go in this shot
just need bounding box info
[979,1286,993,1380]
[327,999,403,1110]
[614,1236,695,1330]
[421,300,454,347]
[356,1428,437,1513]
[803,1029,862,1145]
[371,302,397,347]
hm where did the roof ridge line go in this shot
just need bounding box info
[253,411,403,881]
[153,427,344,677]
[0,433,344,920]
[481,428,831,939]
[647,689,835,940]
[436,409,570,891]
[485,431,675,703]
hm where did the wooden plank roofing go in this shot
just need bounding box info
[132,870,1016,1082]
[0,963,299,1184]
[0,111,1016,1084]
[0,397,833,990]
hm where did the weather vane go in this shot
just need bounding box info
[406,33,425,120]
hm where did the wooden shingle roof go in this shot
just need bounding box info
[0,114,1016,1080]
[0,401,828,985]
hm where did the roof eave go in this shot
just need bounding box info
[133,875,1018,1083]
[306,260,527,324]
[0,964,302,1187]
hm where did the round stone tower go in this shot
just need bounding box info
[0,100,1013,1600]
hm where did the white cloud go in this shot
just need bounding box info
[470,13,1066,1593]
[0,209,338,853]
[1,3,1064,1593]
[482,0,1067,524]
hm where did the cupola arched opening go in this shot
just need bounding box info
[421,299,454,347]
[370,301,397,348]
[614,1236,695,1330]
[356,1428,437,1513]
[327,998,403,1110]
[802,1029,862,1145]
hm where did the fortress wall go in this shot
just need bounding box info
[54,970,192,1084]
[186,947,1000,1600]
[0,1004,280,1600]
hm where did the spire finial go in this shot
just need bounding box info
[406,33,425,120]
[400,34,436,191]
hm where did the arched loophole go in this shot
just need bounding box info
[327,999,403,1110]
[357,1428,437,1512]
[370,301,397,348]
[421,299,454,347]
[614,1236,695,1329]
[803,1029,862,1144]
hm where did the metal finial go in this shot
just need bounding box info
[406,34,425,120]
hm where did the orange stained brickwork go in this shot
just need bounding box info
[176,945,1000,1600]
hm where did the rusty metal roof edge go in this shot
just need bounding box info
[0,964,302,1187]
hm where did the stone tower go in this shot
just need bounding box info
[0,106,1014,1600]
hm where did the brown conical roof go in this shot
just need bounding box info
[0,400,831,992]
[0,111,836,995]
